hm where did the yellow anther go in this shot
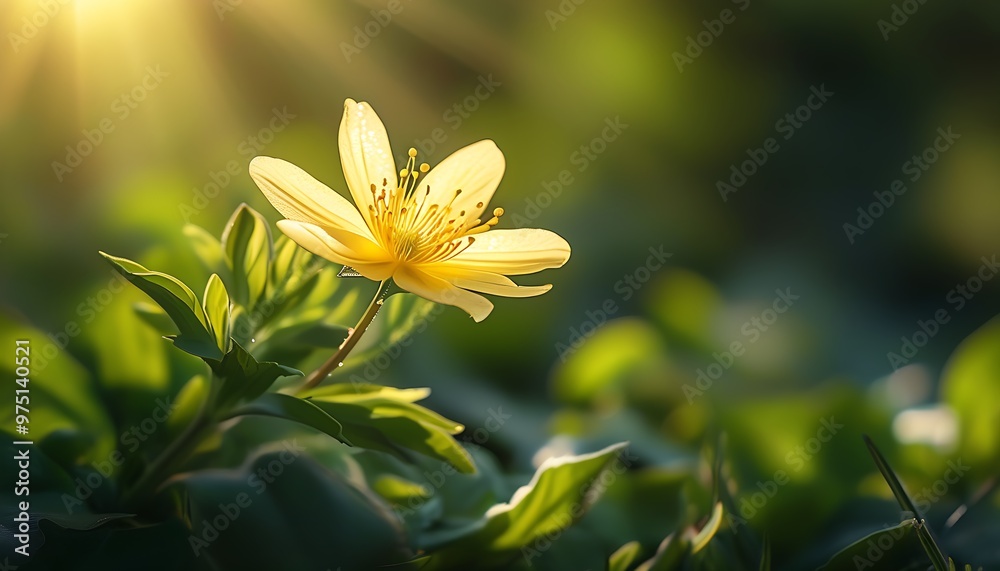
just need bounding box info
[419,163,430,173]
[400,169,409,178]
[493,207,504,217]
[408,148,417,157]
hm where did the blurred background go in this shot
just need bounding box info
[3,0,1000,567]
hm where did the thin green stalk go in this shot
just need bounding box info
[121,400,215,511]
[296,279,390,394]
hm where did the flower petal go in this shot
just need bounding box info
[445,229,571,276]
[276,220,395,281]
[431,266,553,298]
[417,139,505,222]
[339,99,397,222]
[393,264,494,322]
[249,156,371,238]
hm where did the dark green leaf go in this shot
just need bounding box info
[210,341,301,408]
[222,392,346,443]
[100,251,221,360]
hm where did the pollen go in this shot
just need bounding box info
[364,147,502,263]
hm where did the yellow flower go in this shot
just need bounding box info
[249,98,571,322]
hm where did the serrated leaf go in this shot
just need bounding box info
[99,251,221,360]
[222,203,273,310]
[609,541,643,571]
[222,392,346,443]
[203,273,232,354]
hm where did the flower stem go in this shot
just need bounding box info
[297,279,390,394]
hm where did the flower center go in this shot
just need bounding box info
[366,148,503,264]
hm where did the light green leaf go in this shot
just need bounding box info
[310,385,471,473]
[691,501,724,554]
[941,317,1000,475]
[222,203,273,311]
[222,392,346,443]
[100,251,221,360]
[313,399,472,474]
[203,273,232,354]
[609,541,643,571]
[419,442,628,569]
[183,223,230,282]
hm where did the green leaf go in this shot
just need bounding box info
[100,251,221,360]
[863,435,920,517]
[172,448,409,569]
[609,541,643,571]
[222,203,273,310]
[210,341,301,408]
[419,442,628,569]
[0,312,116,464]
[635,534,691,571]
[168,375,210,437]
[223,392,346,443]
[310,386,472,473]
[183,223,230,282]
[820,520,920,570]
[941,317,1000,475]
[132,301,177,335]
[203,273,232,354]
[759,535,771,571]
[691,501,724,554]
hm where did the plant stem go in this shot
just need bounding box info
[121,406,214,511]
[297,279,390,394]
